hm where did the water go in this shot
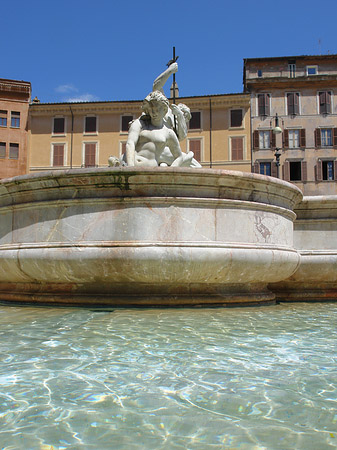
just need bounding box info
[0,303,336,449]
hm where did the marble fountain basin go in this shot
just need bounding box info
[0,167,302,306]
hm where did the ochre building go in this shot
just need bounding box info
[28,93,251,172]
[0,78,31,178]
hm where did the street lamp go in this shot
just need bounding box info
[271,113,283,178]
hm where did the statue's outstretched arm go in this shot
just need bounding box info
[153,63,178,93]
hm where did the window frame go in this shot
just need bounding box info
[82,141,98,167]
[306,65,318,76]
[0,110,7,128]
[229,108,244,129]
[52,116,66,136]
[51,143,67,167]
[288,63,296,78]
[321,128,333,147]
[259,130,271,149]
[188,111,202,130]
[83,115,98,135]
[0,142,6,159]
[286,92,300,115]
[229,136,245,161]
[10,111,20,129]
[9,143,19,159]
[318,91,332,115]
[120,115,134,134]
[257,93,271,117]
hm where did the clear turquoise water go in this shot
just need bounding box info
[0,303,337,449]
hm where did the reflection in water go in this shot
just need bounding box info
[0,303,336,449]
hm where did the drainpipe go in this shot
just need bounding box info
[69,106,74,169]
[250,93,253,172]
[209,97,213,168]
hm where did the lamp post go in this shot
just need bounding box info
[272,113,283,178]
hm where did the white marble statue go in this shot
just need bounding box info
[153,62,191,141]
[126,91,199,167]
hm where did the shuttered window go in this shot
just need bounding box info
[257,94,270,116]
[189,112,201,129]
[319,91,331,114]
[121,115,133,132]
[9,143,19,159]
[287,93,300,115]
[53,118,65,134]
[0,142,5,158]
[230,109,243,127]
[231,137,244,160]
[283,161,307,182]
[189,139,201,161]
[53,144,64,166]
[85,116,97,133]
[84,143,96,167]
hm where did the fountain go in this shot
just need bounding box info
[0,59,307,307]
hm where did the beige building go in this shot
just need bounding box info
[0,78,31,178]
[28,93,251,172]
[244,54,337,195]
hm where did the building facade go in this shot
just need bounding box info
[0,78,31,178]
[28,93,251,173]
[244,55,337,195]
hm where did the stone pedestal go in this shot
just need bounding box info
[271,196,337,302]
[0,168,302,306]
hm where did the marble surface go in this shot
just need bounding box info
[271,195,337,301]
[0,168,302,306]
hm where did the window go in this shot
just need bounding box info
[315,128,337,147]
[307,65,318,75]
[0,110,7,127]
[288,130,300,148]
[259,162,271,176]
[0,142,5,158]
[11,111,20,128]
[85,116,97,133]
[231,137,244,160]
[257,70,262,77]
[53,144,65,166]
[321,129,333,147]
[189,112,201,129]
[230,109,243,127]
[189,139,202,162]
[53,117,65,134]
[287,93,300,115]
[316,160,336,181]
[323,161,334,181]
[84,143,96,167]
[259,130,271,149]
[121,115,133,132]
[288,64,296,78]
[290,161,302,181]
[257,93,270,116]
[9,143,19,159]
[319,91,332,114]
[283,160,307,182]
[284,129,306,149]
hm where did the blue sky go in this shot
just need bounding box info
[3,0,337,103]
